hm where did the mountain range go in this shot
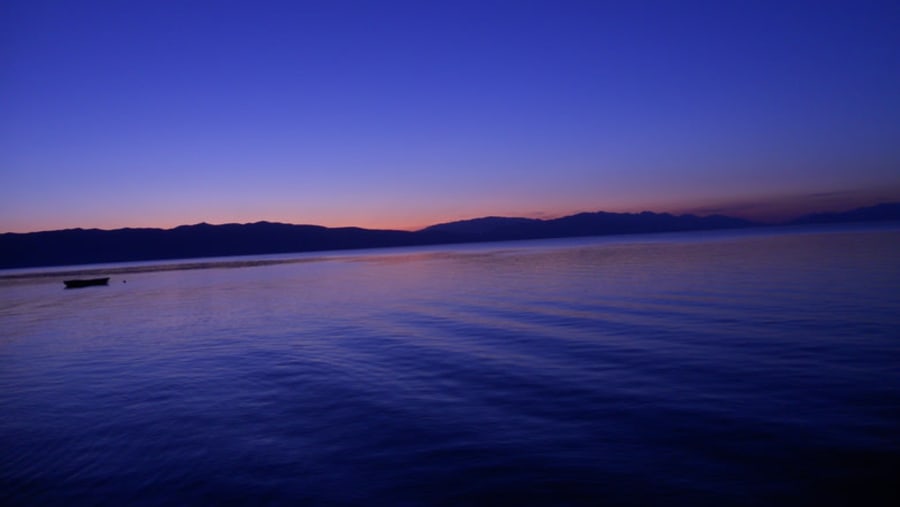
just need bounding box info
[2,203,898,270]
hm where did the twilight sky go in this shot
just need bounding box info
[2,0,899,233]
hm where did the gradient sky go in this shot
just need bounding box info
[2,0,899,233]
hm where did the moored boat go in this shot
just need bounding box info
[64,277,110,289]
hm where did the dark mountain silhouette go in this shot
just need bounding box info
[0,222,428,270]
[422,211,753,242]
[422,216,542,237]
[789,202,900,225]
[1,203,896,270]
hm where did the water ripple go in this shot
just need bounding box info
[2,226,899,505]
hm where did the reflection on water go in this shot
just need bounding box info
[1,225,899,505]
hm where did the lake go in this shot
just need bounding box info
[1,224,899,506]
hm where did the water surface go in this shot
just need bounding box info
[2,225,899,505]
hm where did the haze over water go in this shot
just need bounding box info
[2,224,899,506]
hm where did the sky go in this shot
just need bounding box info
[2,0,899,233]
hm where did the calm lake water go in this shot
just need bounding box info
[1,225,899,506]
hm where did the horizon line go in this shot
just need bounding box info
[4,200,898,236]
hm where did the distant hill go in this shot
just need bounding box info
[790,202,900,225]
[0,222,426,270]
[422,216,542,237]
[422,211,753,241]
[1,203,897,270]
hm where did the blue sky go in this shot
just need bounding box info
[2,0,899,232]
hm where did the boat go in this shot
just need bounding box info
[63,277,110,289]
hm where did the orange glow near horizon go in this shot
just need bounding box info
[4,185,899,235]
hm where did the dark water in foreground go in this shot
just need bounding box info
[1,225,899,506]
